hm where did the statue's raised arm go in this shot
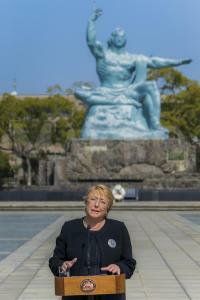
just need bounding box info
[87,8,104,58]
[147,56,192,69]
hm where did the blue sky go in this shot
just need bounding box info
[0,0,199,94]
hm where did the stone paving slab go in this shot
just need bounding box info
[0,213,62,261]
[0,210,200,299]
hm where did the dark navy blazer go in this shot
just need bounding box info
[49,218,136,300]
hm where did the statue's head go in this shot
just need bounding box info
[107,28,127,49]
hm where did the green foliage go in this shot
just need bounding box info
[148,68,192,95]
[149,68,200,142]
[0,93,85,185]
[51,106,85,145]
[47,84,63,95]
[0,94,84,150]
[0,152,10,172]
[0,151,11,186]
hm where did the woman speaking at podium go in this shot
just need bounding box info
[49,184,136,300]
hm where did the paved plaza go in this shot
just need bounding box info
[0,209,200,300]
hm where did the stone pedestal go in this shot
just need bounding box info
[55,139,198,190]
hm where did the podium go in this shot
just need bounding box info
[55,274,125,296]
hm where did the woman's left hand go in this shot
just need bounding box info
[101,264,120,275]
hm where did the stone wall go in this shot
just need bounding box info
[51,139,198,190]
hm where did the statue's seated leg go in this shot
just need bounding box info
[142,82,169,133]
[75,87,116,104]
[129,81,165,130]
[75,87,142,106]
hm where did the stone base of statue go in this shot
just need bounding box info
[80,104,168,140]
[53,139,197,190]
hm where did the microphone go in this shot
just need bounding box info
[86,224,91,275]
[78,242,86,275]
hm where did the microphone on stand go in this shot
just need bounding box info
[86,224,91,275]
[78,241,86,275]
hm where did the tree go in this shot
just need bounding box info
[51,110,85,146]
[0,94,85,186]
[0,94,51,186]
[149,68,200,143]
[148,67,192,95]
[0,151,11,187]
[47,84,63,95]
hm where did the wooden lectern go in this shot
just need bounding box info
[55,274,125,296]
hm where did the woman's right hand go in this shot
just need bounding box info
[61,257,77,272]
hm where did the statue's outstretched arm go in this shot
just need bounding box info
[87,8,104,58]
[148,57,192,69]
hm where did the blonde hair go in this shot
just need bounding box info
[86,184,114,212]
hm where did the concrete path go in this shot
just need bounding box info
[0,210,200,300]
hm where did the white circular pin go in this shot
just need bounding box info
[108,239,116,248]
